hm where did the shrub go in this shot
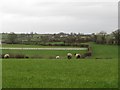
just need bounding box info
[84,51,92,57]
[80,44,89,48]
[49,56,55,59]
[25,56,29,59]
[31,55,43,59]
[15,54,25,59]
[1,54,5,58]
[9,54,15,58]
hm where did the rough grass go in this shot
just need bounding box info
[2,59,118,88]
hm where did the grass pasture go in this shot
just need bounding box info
[3,59,118,88]
[2,43,118,88]
[2,49,86,59]
[91,43,118,59]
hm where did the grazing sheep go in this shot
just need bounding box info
[74,53,81,59]
[67,53,72,59]
[4,54,10,59]
[56,56,60,59]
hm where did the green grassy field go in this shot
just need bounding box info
[2,43,118,88]
[2,59,118,88]
[2,49,86,59]
[0,59,1,89]
[90,43,118,59]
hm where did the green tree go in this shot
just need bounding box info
[105,34,114,44]
[7,32,17,44]
[96,31,107,44]
[40,35,49,45]
[112,29,120,45]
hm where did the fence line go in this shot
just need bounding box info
[1,48,87,50]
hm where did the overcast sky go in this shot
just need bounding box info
[0,0,118,34]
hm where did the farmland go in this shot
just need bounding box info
[2,59,118,88]
[1,43,118,88]
[2,49,86,59]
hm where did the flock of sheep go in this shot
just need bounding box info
[56,46,92,59]
[66,53,81,59]
[1,46,92,59]
[1,52,91,59]
[67,53,81,59]
[56,52,91,59]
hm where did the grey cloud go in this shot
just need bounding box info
[1,1,118,34]
[2,2,117,17]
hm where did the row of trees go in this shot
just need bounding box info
[2,32,92,46]
[1,29,120,45]
[93,29,120,45]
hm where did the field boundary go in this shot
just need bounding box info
[1,47,87,50]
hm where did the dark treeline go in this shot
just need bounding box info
[1,29,120,46]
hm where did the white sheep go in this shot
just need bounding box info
[56,56,60,59]
[67,53,72,59]
[74,53,81,59]
[4,54,10,59]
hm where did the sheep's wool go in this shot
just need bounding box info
[75,54,80,57]
[56,56,60,59]
[4,54,10,58]
[67,53,72,56]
